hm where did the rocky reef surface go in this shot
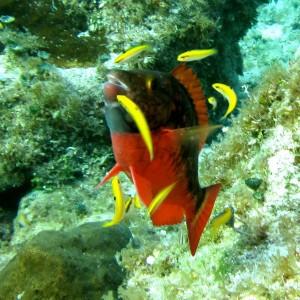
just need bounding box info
[0,223,131,299]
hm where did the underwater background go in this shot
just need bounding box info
[0,0,299,299]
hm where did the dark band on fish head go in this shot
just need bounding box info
[104,69,174,132]
[103,68,198,133]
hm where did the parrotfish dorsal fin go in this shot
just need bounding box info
[171,63,208,126]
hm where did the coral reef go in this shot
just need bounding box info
[0,222,131,300]
[240,0,300,88]
[1,0,267,89]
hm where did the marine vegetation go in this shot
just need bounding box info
[0,28,110,192]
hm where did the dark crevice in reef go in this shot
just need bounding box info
[0,181,31,211]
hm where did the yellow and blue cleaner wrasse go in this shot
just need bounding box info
[212,83,237,119]
[177,48,217,62]
[117,94,154,160]
[114,44,151,64]
[211,206,234,236]
[102,176,125,227]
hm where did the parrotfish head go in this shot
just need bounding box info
[103,69,193,133]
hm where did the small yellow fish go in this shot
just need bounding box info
[17,213,31,228]
[125,194,142,212]
[125,197,133,212]
[147,182,177,216]
[133,194,142,209]
[177,48,217,62]
[0,22,4,30]
[208,97,217,110]
[211,206,234,236]
[114,44,151,64]
[103,176,125,227]
[212,83,237,119]
[117,94,154,160]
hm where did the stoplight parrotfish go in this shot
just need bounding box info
[177,49,217,62]
[212,83,237,119]
[114,44,152,64]
[98,63,222,256]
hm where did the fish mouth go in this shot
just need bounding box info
[104,73,128,103]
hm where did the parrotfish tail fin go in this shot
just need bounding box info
[186,183,222,256]
[95,163,122,188]
[129,166,153,206]
[171,63,208,126]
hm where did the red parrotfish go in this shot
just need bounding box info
[97,63,221,256]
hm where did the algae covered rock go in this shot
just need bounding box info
[0,0,103,67]
[0,222,132,300]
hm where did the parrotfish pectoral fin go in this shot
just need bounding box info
[186,183,222,256]
[95,163,122,188]
[166,125,222,151]
[129,166,153,206]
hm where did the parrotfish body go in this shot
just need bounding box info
[98,64,221,255]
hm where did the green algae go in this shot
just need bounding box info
[0,30,110,192]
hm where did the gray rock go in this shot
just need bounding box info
[0,222,132,300]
